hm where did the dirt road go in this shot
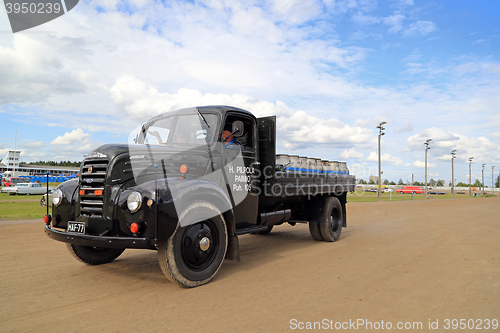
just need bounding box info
[1,198,498,332]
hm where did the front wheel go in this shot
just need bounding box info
[158,202,227,288]
[66,244,125,265]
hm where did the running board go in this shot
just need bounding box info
[235,225,269,235]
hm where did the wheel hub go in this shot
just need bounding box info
[199,237,210,251]
[181,221,218,271]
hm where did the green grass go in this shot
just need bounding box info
[0,200,48,220]
[0,183,60,220]
[348,191,492,202]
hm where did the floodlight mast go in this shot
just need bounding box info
[377,121,387,202]
[468,157,474,197]
[451,150,456,198]
[482,164,486,195]
[424,139,432,200]
[492,166,495,196]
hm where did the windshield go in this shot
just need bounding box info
[142,113,218,146]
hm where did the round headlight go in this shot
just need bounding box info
[52,189,63,206]
[127,192,142,213]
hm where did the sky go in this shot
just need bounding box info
[0,0,499,185]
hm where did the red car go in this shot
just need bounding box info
[396,186,424,194]
[2,177,26,187]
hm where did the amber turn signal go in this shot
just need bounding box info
[94,190,103,196]
[79,190,85,196]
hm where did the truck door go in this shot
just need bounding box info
[222,113,259,225]
[257,116,276,194]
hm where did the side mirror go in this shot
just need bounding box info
[232,120,244,137]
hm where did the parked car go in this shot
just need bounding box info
[1,186,18,194]
[428,191,446,195]
[40,189,54,207]
[4,183,52,195]
[2,177,26,187]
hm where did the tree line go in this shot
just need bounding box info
[20,161,82,167]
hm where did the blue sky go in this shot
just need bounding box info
[0,0,499,185]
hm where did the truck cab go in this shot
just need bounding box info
[45,106,355,287]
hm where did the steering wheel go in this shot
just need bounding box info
[196,132,214,142]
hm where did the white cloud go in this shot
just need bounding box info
[352,13,380,25]
[340,148,364,159]
[270,0,322,24]
[394,123,413,133]
[50,129,98,153]
[403,21,436,36]
[21,141,47,149]
[278,111,373,149]
[383,13,406,33]
[366,152,404,166]
[407,128,500,165]
[412,160,436,168]
[0,35,86,104]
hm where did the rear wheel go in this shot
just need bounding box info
[66,244,125,265]
[158,202,227,288]
[319,197,343,242]
[309,221,323,241]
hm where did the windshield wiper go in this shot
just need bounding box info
[196,109,210,128]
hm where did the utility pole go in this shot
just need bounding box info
[451,150,456,198]
[424,139,432,200]
[468,157,473,197]
[377,121,386,202]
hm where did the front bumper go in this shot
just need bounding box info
[44,224,157,249]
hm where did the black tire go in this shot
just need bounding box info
[256,225,273,235]
[66,244,125,265]
[319,197,344,242]
[158,202,227,288]
[309,221,323,241]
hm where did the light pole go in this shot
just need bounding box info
[492,166,495,196]
[451,150,456,198]
[377,121,386,202]
[424,139,431,200]
[468,157,473,197]
[482,164,486,195]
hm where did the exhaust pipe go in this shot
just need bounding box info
[259,209,292,226]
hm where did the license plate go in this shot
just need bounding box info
[67,221,85,234]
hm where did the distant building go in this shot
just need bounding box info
[369,175,379,183]
[0,149,79,177]
[0,149,21,168]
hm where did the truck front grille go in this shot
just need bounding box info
[80,159,108,217]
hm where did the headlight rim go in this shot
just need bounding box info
[127,191,142,213]
[52,189,63,206]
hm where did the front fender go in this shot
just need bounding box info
[116,177,234,242]
[167,178,233,226]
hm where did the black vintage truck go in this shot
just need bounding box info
[44,106,356,287]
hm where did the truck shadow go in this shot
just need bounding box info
[91,223,350,286]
